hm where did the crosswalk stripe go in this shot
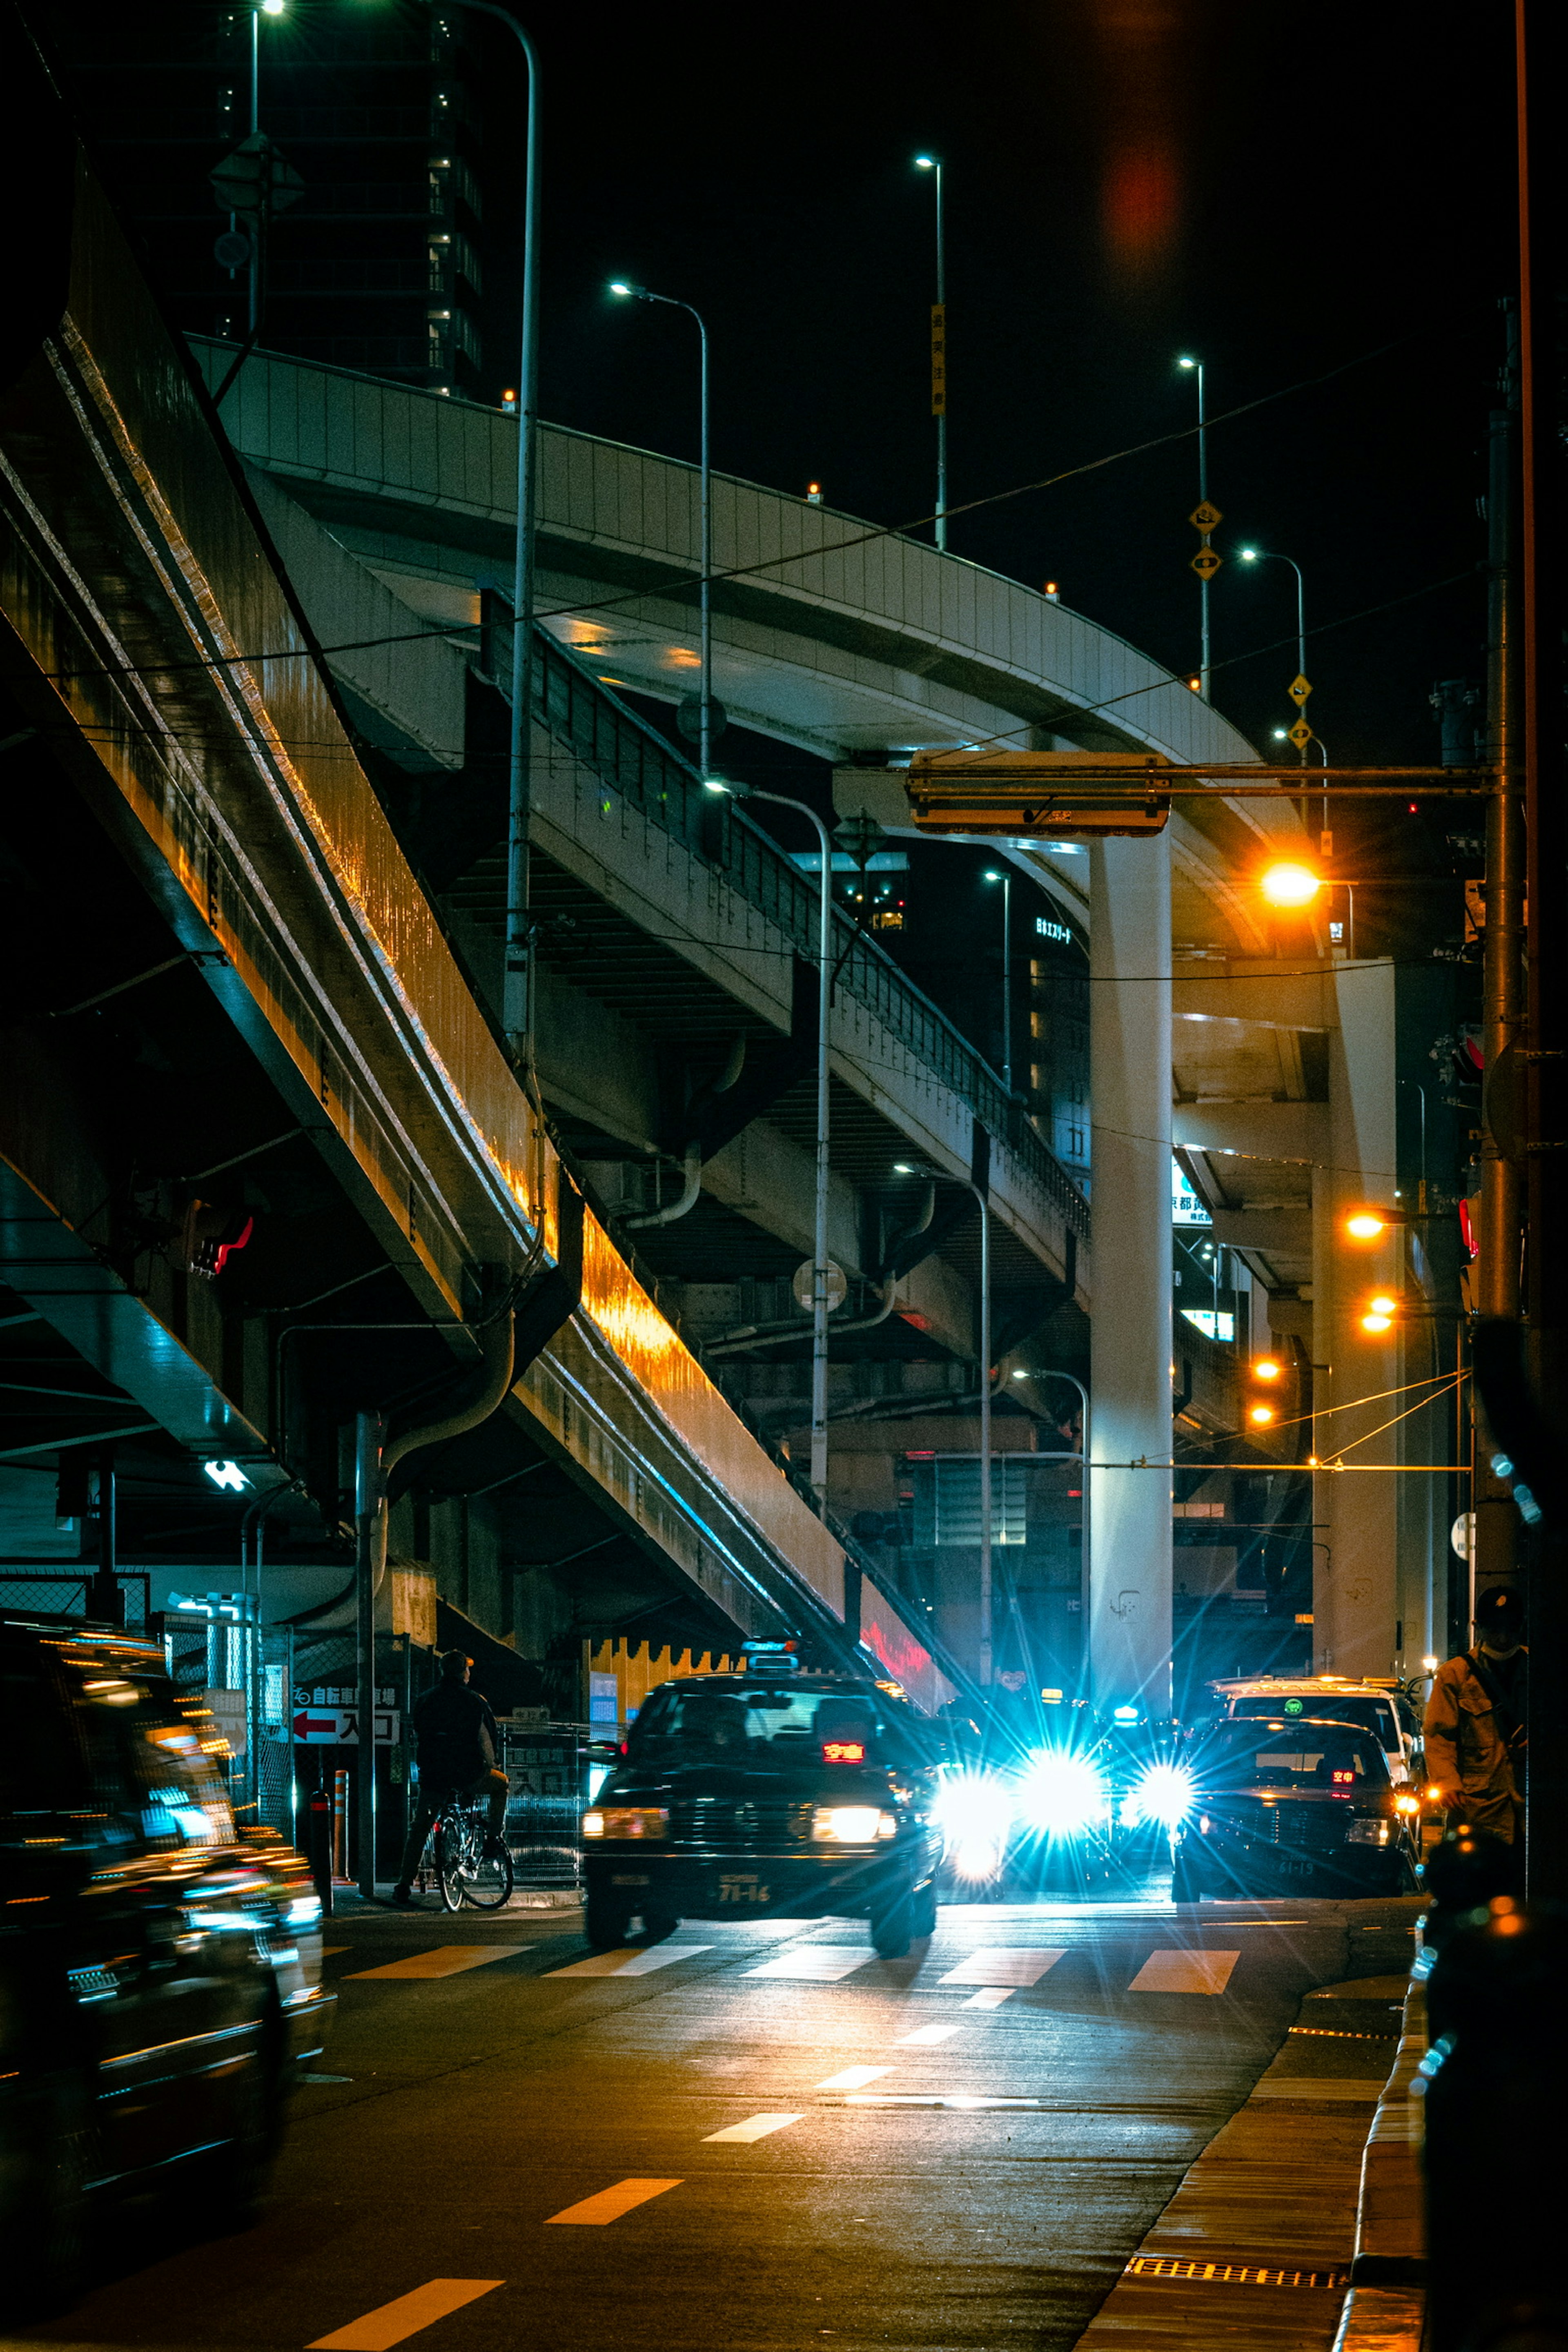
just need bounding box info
[744,1947,876,1981]
[544,2178,684,2225]
[546,1945,712,1978]
[347,1946,525,1981]
[940,1948,1066,1987]
[1128,1949,1240,1995]
[898,2021,962,2045]
[964,1987,1015,2009]
[702,2111,803,2143]
[307,2278,503,2349]
[816,2065,893,2089]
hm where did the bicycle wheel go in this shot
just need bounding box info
[462,1839,514,1911]
[435,1815,470,1913]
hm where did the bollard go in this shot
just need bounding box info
[1421,1896,1568,2350]
[306,1765,333,1920]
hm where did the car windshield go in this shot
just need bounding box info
[1230,1695,1396,1746]
[628,1683,920,1768]
[1192,1720,1390,1791]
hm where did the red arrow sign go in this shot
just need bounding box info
[293,1712,338,1741]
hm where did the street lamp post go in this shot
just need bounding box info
[983,868,1012,1091]
[706,780,833,1509]
[1177,356,1209,698]
[610,283,713,779]
[1242,547,1310,766]
[914,156,947,552]
[441,1,541,1074]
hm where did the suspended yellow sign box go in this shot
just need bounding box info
[905,750,1172,838]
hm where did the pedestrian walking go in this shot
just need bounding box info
[1423,1584,1528,1862]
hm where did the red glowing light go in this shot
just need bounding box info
[823,1740,866,1764]
[1331,1768,1354,1786]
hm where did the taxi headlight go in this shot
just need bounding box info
[1345,1815,1392,1845]
[811,1805,897,1844]
[1016,1751,1109,1838]
[584,1807,668,1840]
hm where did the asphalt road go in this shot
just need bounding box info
[22,1889,1417,2352]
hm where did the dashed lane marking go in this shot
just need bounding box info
[898,2022,963,2045]
[963,1987,1016,2009]
[321,1945,352,1957]
[346,1946,526,1981]
[544,2178,684,2225]
[1128,1949,1240,1995]
[816,2065,894,2089]
[702,2111,804,2143]
[546,1945,713,1978]
[940,1948,1066,1987]
[744,1946,877,1981]
[307,2278,504,2349]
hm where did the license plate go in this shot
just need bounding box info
[611,1873,650,1887]
[718,1873,770,1904]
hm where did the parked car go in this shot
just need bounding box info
[1172,1713,1422,1900]
[581,1669,944,1957]
[0,1614,334,2316]
[1209,1676,1423,1785]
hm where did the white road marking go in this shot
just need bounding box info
[546,1945,713,1979]
[744,1947,877,1981]
[940,1948,1066,1987]
[702,2111,804,2143]
[308,2278,504,2349]
[1128,1949,1240,1995]
[347,1947,525,1981]
[898,2021,963,2045]
[963,1987,1016,2009]
[1250,2076,1383,2100]
[816,2065,894,2089]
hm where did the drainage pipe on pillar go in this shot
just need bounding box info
[1088,833,1173,1717]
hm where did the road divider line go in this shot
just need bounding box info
[702,2112,804,2143]
[321,1945,351,1957]
[964,1987,1015,2009]
[544,2178,684,2225]
[1128,1949,1240,1995]
[307,2278,503,2349]
[346,1946,526,1981]
[816,2065,894,2090]
[940,1947,1066,1987]
[898,2022,962,2045]
[547,1945,712,1979]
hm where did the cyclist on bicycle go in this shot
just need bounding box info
[392,1650,510,1905]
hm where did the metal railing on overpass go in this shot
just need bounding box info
[530,631,1091,1245]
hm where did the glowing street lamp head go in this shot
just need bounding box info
[608,280,639,298]
[1177,355,1197,370]
[1240,546,1261,562]
[914,154,938,170]
[1249,1404,1276,1427]
[1261,862,1321,909]
[1361,1312,1394,1335]
[1346,1211,1388,1242]
[1252,1358,1282,1382]
[1368,1295,1397,1318]
[260,0,285,14]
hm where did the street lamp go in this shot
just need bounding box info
[610,282,714,781]
[704,777,832,1511]
[1259,861,1321,909]
[1241,547,1311,766]
[982,868,1012,1091]
[1176,356,1209,698]
[914,156,947,552]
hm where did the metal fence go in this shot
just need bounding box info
[0,1571,151,1632]
[534,631,1091,1243]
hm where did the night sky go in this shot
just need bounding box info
[480,0,1517,780]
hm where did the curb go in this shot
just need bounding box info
[1334,1973,1427,2350]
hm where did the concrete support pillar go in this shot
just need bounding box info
[1088,834,1172,1715]
[1312,962,1400,1676]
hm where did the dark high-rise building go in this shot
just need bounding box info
[52,1,492,398]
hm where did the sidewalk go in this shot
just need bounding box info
[1075,1965,1423,2351]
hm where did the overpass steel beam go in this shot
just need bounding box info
[1088,834,1173,1716]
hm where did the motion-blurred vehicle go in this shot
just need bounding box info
[0,1614,335,2316]
[1209,1676,1423,1785]
[581,1658,944,1958]
[1172,1713,1422,1901]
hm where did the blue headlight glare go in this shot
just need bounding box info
[1016,1751,1109,1838]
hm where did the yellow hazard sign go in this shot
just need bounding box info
[1189,501,1223,532]
[1287,718,1313,750]
[1190,546,1223,579]
[1288,674,1312,704]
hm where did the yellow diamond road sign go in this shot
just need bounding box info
[1190,546,1223,579]
[1189,501,1223,532]
[1287,718,1313,749]
[1288,674,1312,704]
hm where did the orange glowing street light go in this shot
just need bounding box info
[1260,861,1322,909]
[1360,1293,1398,1335]
[1346,1210,1390,1241]
[1251,1357,1283,1381]
[1248,1403,1276,1426]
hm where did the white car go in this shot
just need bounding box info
[1207,1677,1422,1789]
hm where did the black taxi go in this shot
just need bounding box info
[1171,1713,1422,1901]
[0,1615,334,2316]
[581,1666,944,1957]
